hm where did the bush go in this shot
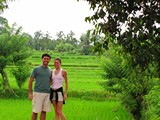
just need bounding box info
[145,78,160,119]
[12,65,30,89]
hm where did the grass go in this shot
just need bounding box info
[0,98,132,120]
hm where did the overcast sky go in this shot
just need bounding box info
[1,0,94,39]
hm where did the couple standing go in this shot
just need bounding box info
[28,53,68,120]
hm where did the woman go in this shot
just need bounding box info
[51,58,68,120]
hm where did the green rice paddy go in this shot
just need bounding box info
[0,51,133,120]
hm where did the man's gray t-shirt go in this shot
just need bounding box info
[31,65,51,93]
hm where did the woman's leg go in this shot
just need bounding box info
[52,100,60,120]
[57,101,66,120]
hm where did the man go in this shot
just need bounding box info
[28,53,52,120]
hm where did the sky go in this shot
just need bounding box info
[1,0,94,39]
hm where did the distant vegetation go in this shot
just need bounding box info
[27,30,95,55]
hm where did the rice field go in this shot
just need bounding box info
[0,51,133,120]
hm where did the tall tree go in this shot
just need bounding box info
[33,30,43,50]
[79,30,92,55]
[42,31,53,50]
[56,31,65,43]
[66,31,78,47]
[82,0,160,119]
[0,17,30,93]
[84,0,160,71]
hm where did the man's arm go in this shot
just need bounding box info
[28,77,34,100]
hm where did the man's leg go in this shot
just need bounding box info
[32,112,38,120]
[40,111,46,120]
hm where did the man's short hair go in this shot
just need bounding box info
[41,53,51,59]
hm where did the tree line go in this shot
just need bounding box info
[27,30,94,55]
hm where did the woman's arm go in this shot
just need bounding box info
[63,69,68,100]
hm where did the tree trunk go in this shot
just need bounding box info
[132,92,146,120]
[1,69,15,95]
[132,103,141,120]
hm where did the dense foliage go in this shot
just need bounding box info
[82,0,160,119]
[100,46,157,119]
[85,0,160,71]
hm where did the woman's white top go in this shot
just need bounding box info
[51,68,64,89]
